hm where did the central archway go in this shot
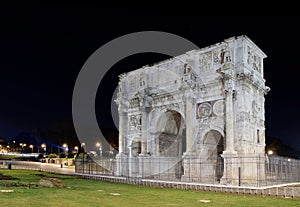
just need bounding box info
[157,111,184,156]
[155,110,185,179]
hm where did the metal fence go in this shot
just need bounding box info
[75,154,300,187]
[265,155,300,185]
[75,154,116,176]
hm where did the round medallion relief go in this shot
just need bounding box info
[197,103,212,118]
[213,100,225,115]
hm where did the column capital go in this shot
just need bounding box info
[119,109,128,116]
[184,89,195,100]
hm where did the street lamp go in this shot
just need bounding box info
[74,146,79,153]
[29,145,34,153]
[63,143,68,155]
[81,142,86,152]
[96,142,102,159]
[41,144,46,155]
[267,150,273,155]
[20,143,26,153]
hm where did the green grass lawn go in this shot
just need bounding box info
[0,169,299,207]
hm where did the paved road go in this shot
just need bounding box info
[0,160,75,175]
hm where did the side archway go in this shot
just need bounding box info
[202,130,225,182]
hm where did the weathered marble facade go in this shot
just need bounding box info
[115,35,270,185]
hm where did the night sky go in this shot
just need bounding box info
[1,3,300,151]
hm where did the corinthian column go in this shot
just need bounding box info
[118,110,127,154]
[185,97,194,153]
[224,88,236,153]
[116,101,128,176]
[140,93,152,156]
[140,108,148,155]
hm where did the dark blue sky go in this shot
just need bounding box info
[0,3,300,150]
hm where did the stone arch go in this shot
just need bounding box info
[155,110,185,157]
[152,110,186,179]
[149,107,185,131]
[202,129,225,182]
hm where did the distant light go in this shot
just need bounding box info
[288,158,291,162]
[13,141,15,143]
[74,146,78,150]
[267,150,273,155]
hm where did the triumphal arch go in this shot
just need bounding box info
[115,35,269,185]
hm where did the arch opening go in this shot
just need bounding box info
[203,130,224,182]
[155,110,186,179]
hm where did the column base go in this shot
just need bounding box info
[220,152,239,186]
[222,150,237,155]
[138,155,151,178]
[139,153,149,157]
[116,153,128,176]
[181,152,198,182]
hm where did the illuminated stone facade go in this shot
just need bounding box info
[115,35,269,185]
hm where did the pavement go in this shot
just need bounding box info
[0,160,75,175]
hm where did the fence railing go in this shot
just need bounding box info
[75,154,300,187]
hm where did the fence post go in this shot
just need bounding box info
[238,167,241,186]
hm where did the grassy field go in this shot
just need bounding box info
[0,169,299,207]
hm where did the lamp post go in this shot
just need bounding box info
[20,143,26,153]
[267,150,274,176]
[74,146,79,154]
[109,145,114,158]
[29,145,34,153]
[41,144,46,155]
[63,143,68,155]
[96,142,102,157]
[109,147,114,173]
[81,142,86,153]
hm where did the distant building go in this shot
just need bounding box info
[0,137,5,144]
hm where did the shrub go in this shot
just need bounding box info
[59,153,66,158]
[48,154,58,158]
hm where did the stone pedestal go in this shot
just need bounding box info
[116,153,128,176]
[220,152,238,185]
[181,152,198,182]
[138,154,151,178]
